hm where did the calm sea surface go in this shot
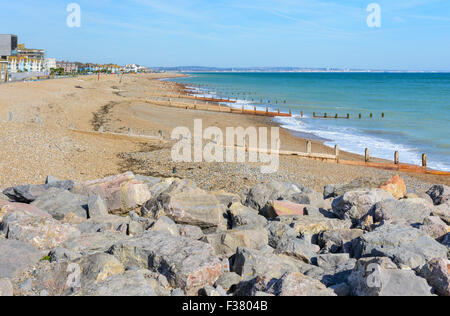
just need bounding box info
[170,73,450,171]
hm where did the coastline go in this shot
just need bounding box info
[0,73,448,195]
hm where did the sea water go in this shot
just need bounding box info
[170,73,450,171]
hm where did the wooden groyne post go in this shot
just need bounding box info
[365,148,370,162]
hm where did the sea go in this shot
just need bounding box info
[168,72,450,171]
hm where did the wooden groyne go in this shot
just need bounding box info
[238,141,450,176]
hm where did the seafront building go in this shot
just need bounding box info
[1,33,143,81]
[56,61,78,73]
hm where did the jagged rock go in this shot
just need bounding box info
[274,238,317,263]
[73,172,151,214]
[150,216,179,236]
[420,216,449,240]
[0,278,13,296]
[178,224,204,240]
[0,200,51,222]
[2,181,74,203]
[214,272,242,292]
[353,224,448,270]
[419,258,450,296]
[266,221,298,249]
[348,257,433,296]
[1,211,80,250]
[332,189,394,222]
[31,188,89,220]
[87,195,109,218]
[263,200,305,219]
[204,226,269,257]
[245,181,303,211]
[0,239,42,279]
[314,254,357,286]
[227,203,267,228]
[370,198,433,226]
[318,229,364,254]
[427,185,450,206]
[231,247,307,281]
[379,175,407,200]
[76,215,130,234]
[109,231,227,294]
[266,272,336,296]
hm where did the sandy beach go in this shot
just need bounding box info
[0,73,448,194]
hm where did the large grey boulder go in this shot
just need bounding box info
[31,188,89,220]
[370,198,433,226]
[3,180,74,203]
[427,185,450,206]
[0,238,42,279]
[1,211,80,250]
[318,229,364,254]
[178,224,204,240]
[353,224,448,270]
[204,226,269,257]
[60,231,130,257]
[332,189,394,223]
[275,238,318,264]
[143,186,227,230]
[245,181,303,211]
[87,195,109,218]
[149,216,179,236]
[227,203,267,228]
[419,258,450,296]
[348,257,433,296]
[314,254,357,286]
[109,231,227,295]
[266,221,298,249]
[419,216,449,240]
[214,272,242,292]
[231,247,308,281]
[433,202,450,225]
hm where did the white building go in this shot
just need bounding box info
[45,58,56,72]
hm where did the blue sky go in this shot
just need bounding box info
[1,0,450,70]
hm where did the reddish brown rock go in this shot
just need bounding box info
[379,175,407,200]
[265,200,305,219]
